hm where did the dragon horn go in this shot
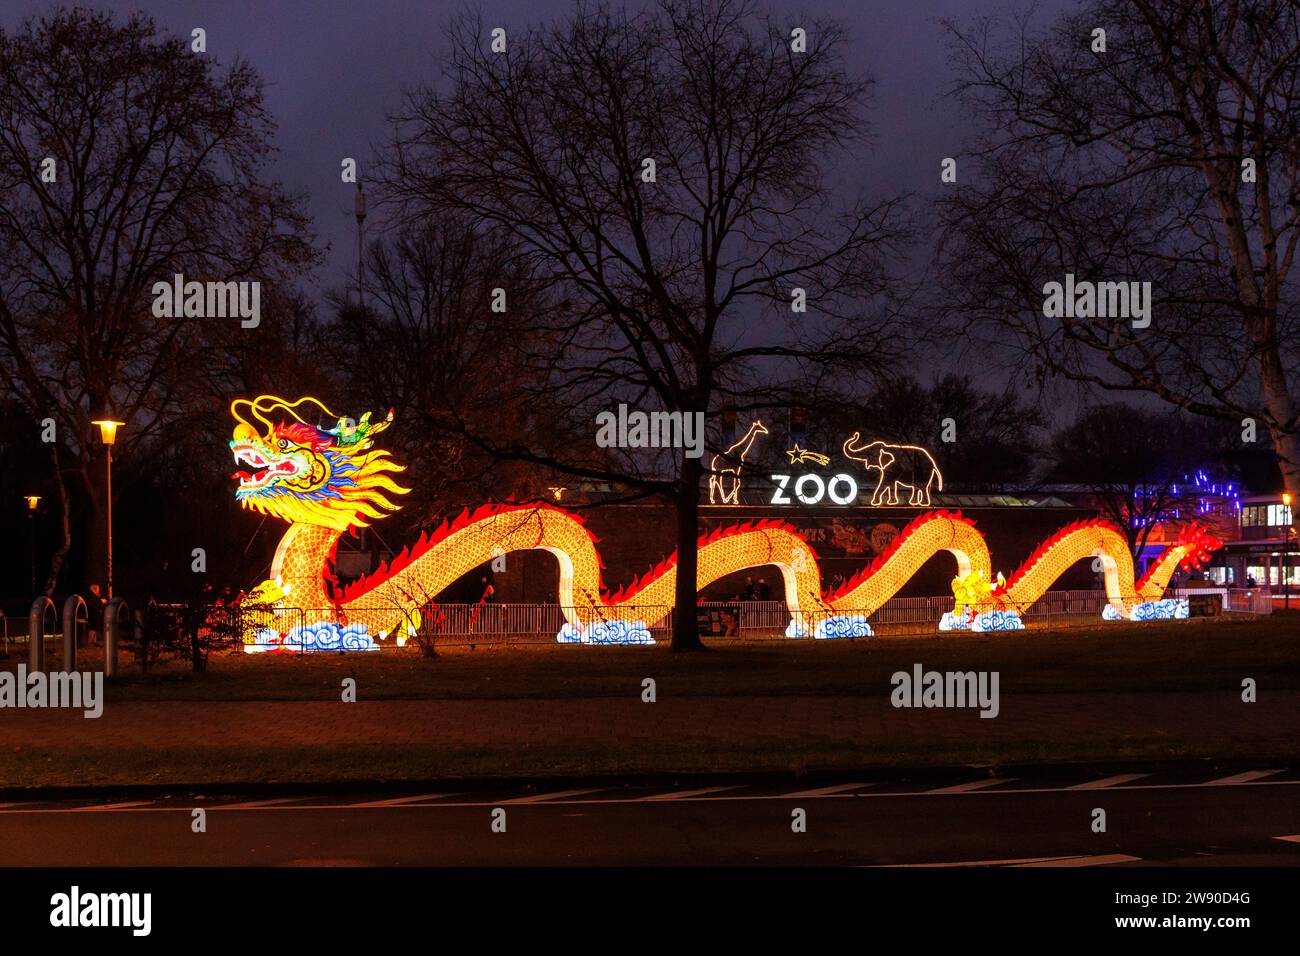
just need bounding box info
[367,408,396,437]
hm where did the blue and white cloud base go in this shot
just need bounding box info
[939,609,1025,632]
[557,619,655,644]
[250,620,380,652]
[1102,598,1189,621]
[784,614,875,639]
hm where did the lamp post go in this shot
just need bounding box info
[24,496,41,595]
[354,181,367,311]
[1285,492,1294,611]
[91,411,124,598]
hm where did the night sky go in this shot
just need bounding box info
[4,0,1077,292]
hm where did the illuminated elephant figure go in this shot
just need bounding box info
[843,434,944,507]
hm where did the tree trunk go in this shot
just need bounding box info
[42,442,72,596]
[82,458,109,594]
[138,615,150,674]
[191,623,205,672]
[670,455,705,651]
[1258,354,1300,523]
[1270,430,1300,535]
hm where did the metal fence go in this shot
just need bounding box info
[413,603,672,647]
[15,585,1264,657]
[690,586,1273,640]
[692,596,1089,638]
[234,603,674,650]
[1223,588,1275,614]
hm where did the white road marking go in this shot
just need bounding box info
[638,786,739,801]
[784,782,872,798]
[78,800,154,811]
[0,777,1296,814]
[1273,835,1300,844]
[349,793,456,807]
[501,788,605,804]
[888,853,1142,868]
[1013,854,1141,867]
[886,855,1081,867]
[1065,774,1151,790]
[219,796,310,810]
[1204,770,1284,786]
[926,778,1015,794]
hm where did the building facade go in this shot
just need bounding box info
[1210,494,1297,590]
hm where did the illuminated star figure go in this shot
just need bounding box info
[786,443,830,466]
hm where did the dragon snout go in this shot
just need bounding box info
[231,443,298,492]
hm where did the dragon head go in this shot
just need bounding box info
[1175,523,1223,572]
[230,395,409,531]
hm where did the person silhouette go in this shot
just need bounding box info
[87,583,107,646]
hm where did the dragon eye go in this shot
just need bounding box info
[278,439,288,449]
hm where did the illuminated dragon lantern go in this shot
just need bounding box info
[231,396,1221,651]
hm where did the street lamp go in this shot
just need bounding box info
[1281,492,1295,610]
[24,496,41,595]
[91,409,124,599]
[355,181,367,310]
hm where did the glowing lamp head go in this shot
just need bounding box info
[24,495,41,511]
[1283,492,1293,508]
[92,417,123,446]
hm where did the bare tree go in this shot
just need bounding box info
[0,8,315,589]
[1047,402,1225,558]
[380,0,909,649]
[324,218,579,523]
[938,0,1300,524]
[842,374,1049,491]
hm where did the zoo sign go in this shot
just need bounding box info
[769,472,859,506]
[767,434,944,507]
[710,423,945,508]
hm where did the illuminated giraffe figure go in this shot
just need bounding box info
[708,420,768,504]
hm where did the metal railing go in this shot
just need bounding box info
[415,603,672,646]
[1224,588,1274,614]
[154,584,1278,653]
[693,595,1100,638]
[691,586,1272,640]
[2,594,126,675]
[232,603,674,650]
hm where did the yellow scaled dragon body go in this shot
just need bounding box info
[229,396,1220,650]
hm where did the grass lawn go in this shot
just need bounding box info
[14,733,1296,790]
[17,610,1295,703]
[1,613,1295,789]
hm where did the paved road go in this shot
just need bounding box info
[2,768,1299,866]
